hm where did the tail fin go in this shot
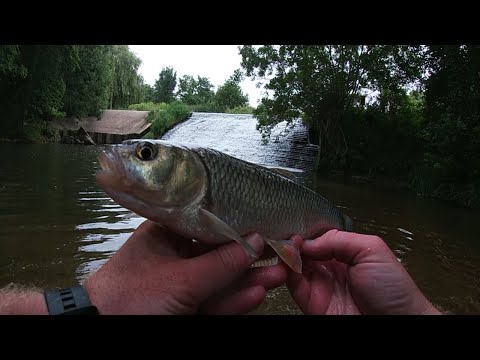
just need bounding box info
[343,214,354,232]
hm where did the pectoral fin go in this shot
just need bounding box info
[199,208,259,260]
[265,238,302,273]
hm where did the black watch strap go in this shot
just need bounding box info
[44,285,99,315]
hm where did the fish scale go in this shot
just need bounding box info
[192,146,349,240]
[96,139,353,273]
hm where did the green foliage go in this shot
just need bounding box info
[8,45,84,131]
[23,120,58,143]
[0,46,29,138]
[188,102,224,113]
[128,102,168,111]
[0,45,27,80]
[107,45,145,109]
[129,101,190,138]
[2,44,479,209]
[63,45,112,118]
[226,106,255,114]
[240,45,423,160]
[150,110,175,137]
[0,45,146,139]
[154,67,177,103]
[343,91,423,178]
[167,101,190,120]
[142,131,155,139]
[417,46,480,207]
[177,75,215,105]
[142,84,155,103]
[239,44,480,208]
[214,71,249,111]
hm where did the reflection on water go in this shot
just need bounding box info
[0,112,479,314]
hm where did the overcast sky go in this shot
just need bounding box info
[128,45,265,107]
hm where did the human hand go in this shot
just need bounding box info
[83,220,287,315]
[286,230,442,315]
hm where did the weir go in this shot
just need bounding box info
[161,112,319,173]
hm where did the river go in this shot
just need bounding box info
[0,112,479,314]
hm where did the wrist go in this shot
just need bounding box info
[0,288,49,315]
[82,274,115,315]
[30,292,49,315]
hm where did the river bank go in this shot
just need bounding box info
[1,110,193,146]
[2,111,478,212]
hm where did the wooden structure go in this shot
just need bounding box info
[53,110,152,145]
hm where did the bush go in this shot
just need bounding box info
[226,106,255,114]
[128,102,168,111]
[150,110,175,137]
[128,101,191,138]
[23,121,58,143]
[188,102,224,113]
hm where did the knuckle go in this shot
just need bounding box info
[369,235,389,251]
[370,235,384,245]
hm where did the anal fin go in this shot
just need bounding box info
[265,238,302,273]
[250,256,280,268]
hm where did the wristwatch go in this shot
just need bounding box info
[44,285,99,315]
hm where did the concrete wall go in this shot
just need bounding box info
[89,131,149,144]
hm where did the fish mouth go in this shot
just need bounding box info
[96,147,128,188]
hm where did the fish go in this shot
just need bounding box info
[96,139,354,273]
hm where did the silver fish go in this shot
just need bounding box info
[96,139,353,273]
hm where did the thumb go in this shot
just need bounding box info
[302,230,396,265]
[186,233,264,302]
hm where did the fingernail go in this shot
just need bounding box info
[246,233,264,253]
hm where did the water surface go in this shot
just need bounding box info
[0,113,478,314]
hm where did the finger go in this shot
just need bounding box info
[290,234,304,248]
[199,265,285,314]
[302,230,395,265]
[115,220,178,259]
[200,286,266,315]
[286,260,335,314]
[241,264,287,290]
[183,241,219,258]
[130,220,195,256]
[286,271,311,311]
[136,222,219,259]
[186,233,264,302]
[135,220,165,236]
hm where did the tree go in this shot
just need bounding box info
[176,75,215,105]
[142,83,155,103]
[154,67,177,103]
[239,45,422,168]
[107,45,144,109]
[0,45,27,80]
[63,45,111,117]
[0,45,147,140]
[214,70,249,111]
[419,45,480,207]
[0,45,28,138]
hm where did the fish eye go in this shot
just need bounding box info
[135,143,156,161]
